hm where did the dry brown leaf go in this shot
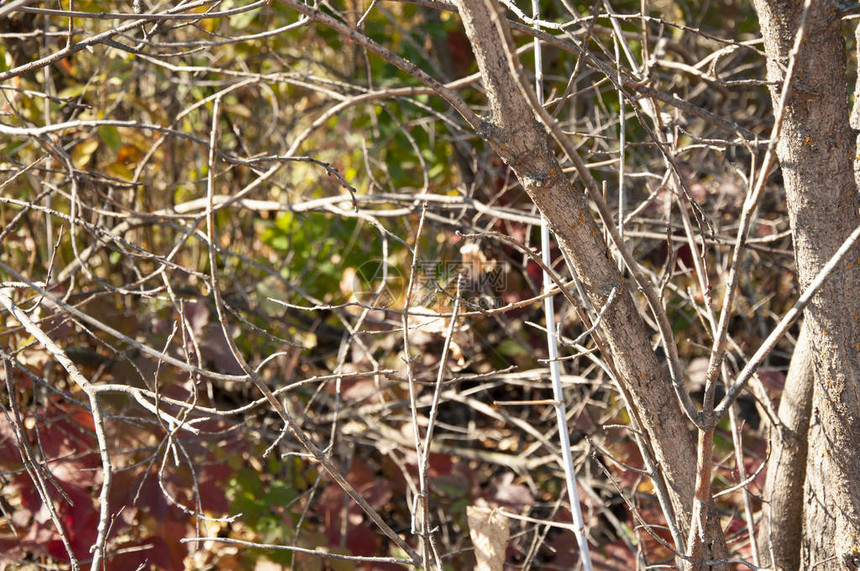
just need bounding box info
[467,505,510,571]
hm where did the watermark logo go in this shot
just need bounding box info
[351,260,404,307]
[350,256,508,309]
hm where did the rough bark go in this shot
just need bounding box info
[453,0,729,567]
[751,0,860,566]
[854,22,860,190]
[758,322,814,570]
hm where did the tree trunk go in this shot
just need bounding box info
[752,0,860,566]
[758,322,814,570]
[452,0,729,567]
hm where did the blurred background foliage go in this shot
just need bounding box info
[0,0,808,568]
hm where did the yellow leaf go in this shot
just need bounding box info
[71,139,99,168]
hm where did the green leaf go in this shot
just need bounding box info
[99,125,123,153]
[496,339,529,358]
[230,8,259,30]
